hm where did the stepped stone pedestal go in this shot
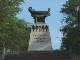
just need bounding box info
[4,51,71,60]
[28,7,53,51]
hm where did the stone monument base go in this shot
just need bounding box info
[4,51,71,60]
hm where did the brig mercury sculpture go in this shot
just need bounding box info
[28,7,53,51]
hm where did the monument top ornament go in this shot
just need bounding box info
[28,7,51,23]
[28,7,50,17]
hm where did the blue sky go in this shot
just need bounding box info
[17,0,68,50]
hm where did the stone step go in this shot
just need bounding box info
[4,51,71,60]
[6,59,70,60]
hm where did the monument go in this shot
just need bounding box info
[4,7,71,60]
[28,7,53,51]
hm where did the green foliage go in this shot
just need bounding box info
[0,0,31,52]
[59,45,67,52]
[0,0,24,22]
[60,0,80,54]
[0,17,30,52]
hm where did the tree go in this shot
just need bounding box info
[0,0,31,52]
[0,0,25,22]
[60,0,80,54]
[0,17,31,52]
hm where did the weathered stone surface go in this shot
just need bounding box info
[28,23,53,51]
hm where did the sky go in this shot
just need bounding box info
[17,0,68,50]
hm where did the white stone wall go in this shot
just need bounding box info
[28,23,53,51]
